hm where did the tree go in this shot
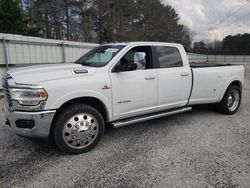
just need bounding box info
[222,33,250,55]
[130,0,191,48]
[0,0,26,34]
[3,0,192,47]
[193,41,205,54]
[192,40,223,54]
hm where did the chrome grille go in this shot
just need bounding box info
[2,76,13,107]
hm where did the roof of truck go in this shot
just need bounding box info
[102,41,183,47]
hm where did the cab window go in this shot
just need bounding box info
[119,46,152,71]
[156,46,183,68]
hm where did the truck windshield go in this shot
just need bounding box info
[75,45,125,67]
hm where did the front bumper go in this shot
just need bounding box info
[3,104,56,138]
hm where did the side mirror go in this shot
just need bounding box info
[134,52,146,69]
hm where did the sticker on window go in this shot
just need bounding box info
[105,48,119,53]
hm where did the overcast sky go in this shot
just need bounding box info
[162,0,250,42]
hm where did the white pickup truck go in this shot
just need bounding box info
[3,42,245,154]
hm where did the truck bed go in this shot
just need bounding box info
[189,62,238,68]
[188,63,244,105]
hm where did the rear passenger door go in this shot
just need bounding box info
[154,46,192,110]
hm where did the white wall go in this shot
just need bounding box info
[0,33,99,89]
[0,33,98,65]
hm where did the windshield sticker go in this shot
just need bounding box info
[105,48,119,53]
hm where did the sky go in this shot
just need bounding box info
[162,0,250,42]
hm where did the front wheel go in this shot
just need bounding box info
[53,104,105,154]
[217,85,241,115]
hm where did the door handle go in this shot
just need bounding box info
[180,73,189,77]
[145,76,156,80]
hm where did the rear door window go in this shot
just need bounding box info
[156,46,183,68]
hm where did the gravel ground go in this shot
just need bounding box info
[0,65,250,188]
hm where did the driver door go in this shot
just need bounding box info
[110,46,157,120]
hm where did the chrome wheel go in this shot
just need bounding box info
[62,113,99,149]
[227,89,240,112]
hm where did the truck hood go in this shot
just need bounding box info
[7,63,97,85]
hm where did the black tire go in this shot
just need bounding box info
[53,104,105,154]
[217,85,241,115]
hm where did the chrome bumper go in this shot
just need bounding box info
[3,104,56,138]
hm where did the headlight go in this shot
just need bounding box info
[9,88,48,106]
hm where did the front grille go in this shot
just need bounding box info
[2,76,13,107]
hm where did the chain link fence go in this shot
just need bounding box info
[187,53,250,64]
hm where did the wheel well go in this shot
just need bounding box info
[229,80,242,92]
[49,97,109,139]
[56,97,108,121]
[219,80,242,103]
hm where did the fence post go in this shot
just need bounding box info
[62,41,66,63]
[2,37,9,70]
[206,55,208,62]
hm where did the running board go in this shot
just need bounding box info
[112,107,192,128]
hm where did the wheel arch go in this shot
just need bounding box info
[229,80,242,92]
[49,96,109,139]
[218,80,242,102]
